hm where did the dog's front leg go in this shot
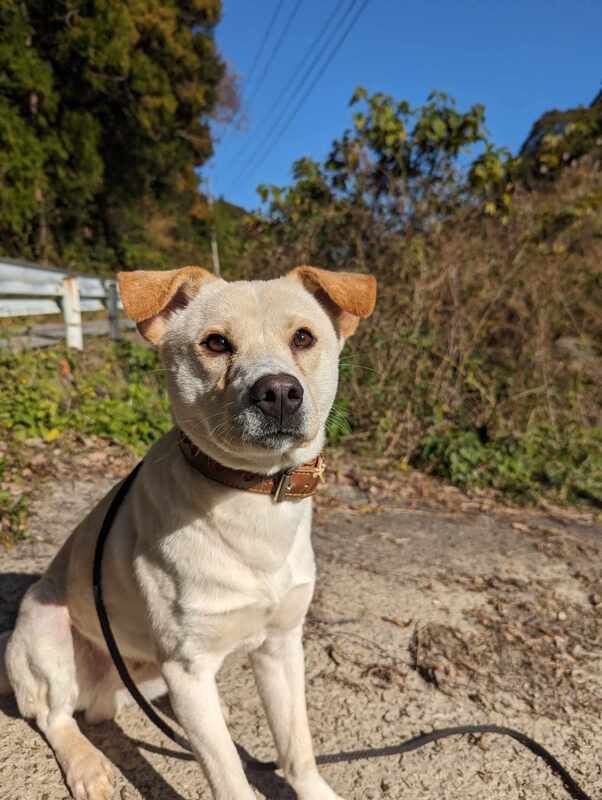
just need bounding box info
[250,625,344,800]
[162,658,256,800]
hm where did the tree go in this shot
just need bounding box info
[0,0,226,268]
[467,91,602,217]
[326,87,487,226]
[517,90,602,184]
[253,88,491,270]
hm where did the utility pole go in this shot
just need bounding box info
[207,176,221,277]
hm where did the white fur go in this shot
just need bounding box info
[2,274,352,800]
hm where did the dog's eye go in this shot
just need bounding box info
[202,333,232,354]
[291,328,315,350]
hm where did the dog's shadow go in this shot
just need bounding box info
[123,738,296,800]
[0,571,294,800]
[0,571,39,630]
[123,695,296,800]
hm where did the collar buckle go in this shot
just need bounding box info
[273,467,295,503]
[315,455,326,483]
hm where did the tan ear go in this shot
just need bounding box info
[288,265,377,339]
[117,266,216,344]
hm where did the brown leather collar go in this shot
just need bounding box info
[178,432,326,502]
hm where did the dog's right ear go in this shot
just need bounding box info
[287,265,377,341]
[117,266,216,344]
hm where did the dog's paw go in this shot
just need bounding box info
[296,790,345,800]
[290,772,344,800]
[66,748,114,800]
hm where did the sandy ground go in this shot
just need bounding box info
[0,471,600,800]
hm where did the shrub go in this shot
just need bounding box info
[0,339,171,452]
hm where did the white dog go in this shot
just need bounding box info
[0,265,376,800]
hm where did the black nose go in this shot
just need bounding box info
[249,373,304,423]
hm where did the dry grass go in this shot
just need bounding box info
[351,159,601,444]
[240,157,602,504]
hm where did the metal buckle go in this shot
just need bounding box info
[273,467,295,502]
[315,456,326,483]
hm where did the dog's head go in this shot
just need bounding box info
[118,266,377,473]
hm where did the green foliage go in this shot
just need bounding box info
[326,399,352,445]
[467,144,516,218]
[0,340,171,452]
[258,88,490,244]
[518,93,602,184]
[417,426,602,504]
[326,357,354,444]
[0,457,28,545]
[468,92,602,216]
[0,0,226,268]
[0,339,173,545]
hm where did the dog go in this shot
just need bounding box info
[0,265,376,800]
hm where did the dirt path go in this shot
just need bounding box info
[1,472,600,800]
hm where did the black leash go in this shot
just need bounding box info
[92,461,594,800]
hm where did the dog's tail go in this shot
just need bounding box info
[0,631,13,695]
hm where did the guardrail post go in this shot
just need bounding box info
[106,280,120,340]
[62,276,83,350]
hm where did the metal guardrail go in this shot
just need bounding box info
[0,257,125,350]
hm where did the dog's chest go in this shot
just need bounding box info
[136,495,316,657]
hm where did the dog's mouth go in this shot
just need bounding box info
[246,425,306,449]
[200,404,312,454]
[233,408,308,450]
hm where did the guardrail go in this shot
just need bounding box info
[0,257,126,350]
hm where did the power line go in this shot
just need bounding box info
[228,0,358,181]
[225,0,349,172]
[241,0,286,104]
[230,0,370,192]
[245,0,306,112]
[222,0,285,141]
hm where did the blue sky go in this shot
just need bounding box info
[208,0,602,210]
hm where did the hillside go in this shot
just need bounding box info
[218,89,602,505]
[1,85,601,529]
[518,90,602,183]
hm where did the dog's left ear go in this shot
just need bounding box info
[117,266,217,344]
[288,265,377,340]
